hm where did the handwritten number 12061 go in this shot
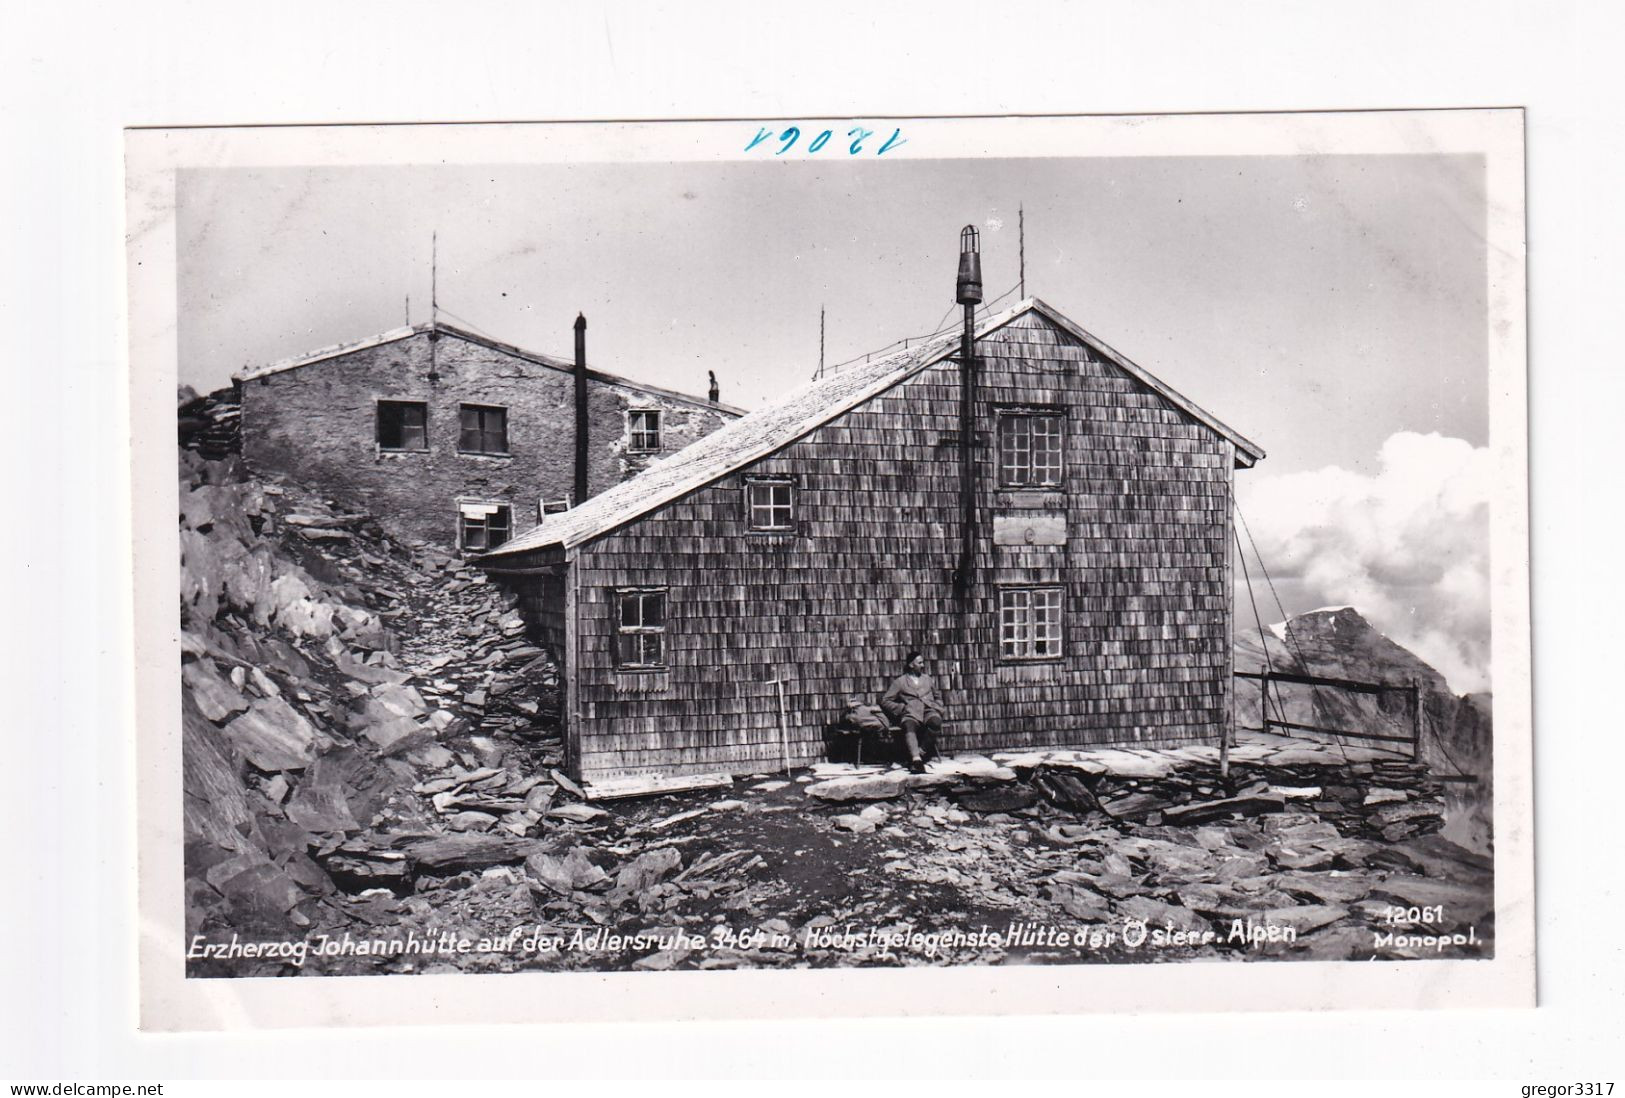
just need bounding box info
[746,125,907,156]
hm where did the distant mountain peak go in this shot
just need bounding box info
[1268,605,1362,641]
[1243,605,1445,695]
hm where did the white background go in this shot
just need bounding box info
[2,0,1619,1081]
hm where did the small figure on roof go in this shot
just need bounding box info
[881,650,945,774]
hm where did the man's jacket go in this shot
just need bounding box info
[881,673,944,724]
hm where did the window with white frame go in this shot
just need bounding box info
[998,586,1065,661]
[628,409,662,452]
[457,502,512,552]
[997,409,1065,487]
[745,476,795,531]
[614,587,667,668]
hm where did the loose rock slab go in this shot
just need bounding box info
[993,750,1109,776]
[1256,904,1351,937]
[614,847,683,893]
[182,660,251,723]
[926,754,1016,781]
[1163,793,1287,825]
[959,787,1039,813]
[404,834,532,874]
[222,697,318,771]
[806,774,908,802]
[1116,895,1213,936]
[548,803,610,823]
[1273,872,1372,905]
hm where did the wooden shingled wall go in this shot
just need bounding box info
[566,310,1233,781]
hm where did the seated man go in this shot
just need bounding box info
[880,650,944,774]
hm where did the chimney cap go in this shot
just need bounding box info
[956,224,984,305]
[574,313,587,330]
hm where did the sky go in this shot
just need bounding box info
[177,154,1492,689]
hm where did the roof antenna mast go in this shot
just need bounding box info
[818,305,826,380]
[427,232,441,382]
[1019,204,1026,299]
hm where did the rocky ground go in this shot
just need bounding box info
[179,452,1495,979]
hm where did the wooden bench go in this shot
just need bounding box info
[825,720,948,767]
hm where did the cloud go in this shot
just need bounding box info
[1236,432,1491,693]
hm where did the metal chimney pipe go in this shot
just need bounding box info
[954,226,982,599]
[574,313,589,505]
[708,369,720,405]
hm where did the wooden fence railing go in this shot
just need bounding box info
[1234,668,1423,759]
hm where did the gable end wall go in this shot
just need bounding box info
[239,331,734,547]
[564,312,1235,781]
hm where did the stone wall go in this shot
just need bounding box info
[240,328,735,547]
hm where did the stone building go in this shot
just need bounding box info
[235,317,741,549]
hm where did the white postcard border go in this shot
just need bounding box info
[128,109,1532,1031]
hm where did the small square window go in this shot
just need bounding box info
[458,502,512,552]
[745,477,795,531]
[458,404,509,454]
[377,400,428,451]
[998,586,1065,661]
[998,410,1065,487]
[614,588,667,668]
[628,410,662,453]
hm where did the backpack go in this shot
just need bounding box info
[844,702,890,734]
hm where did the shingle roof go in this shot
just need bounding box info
[478,298,1265,561]
[231,321,747,416]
